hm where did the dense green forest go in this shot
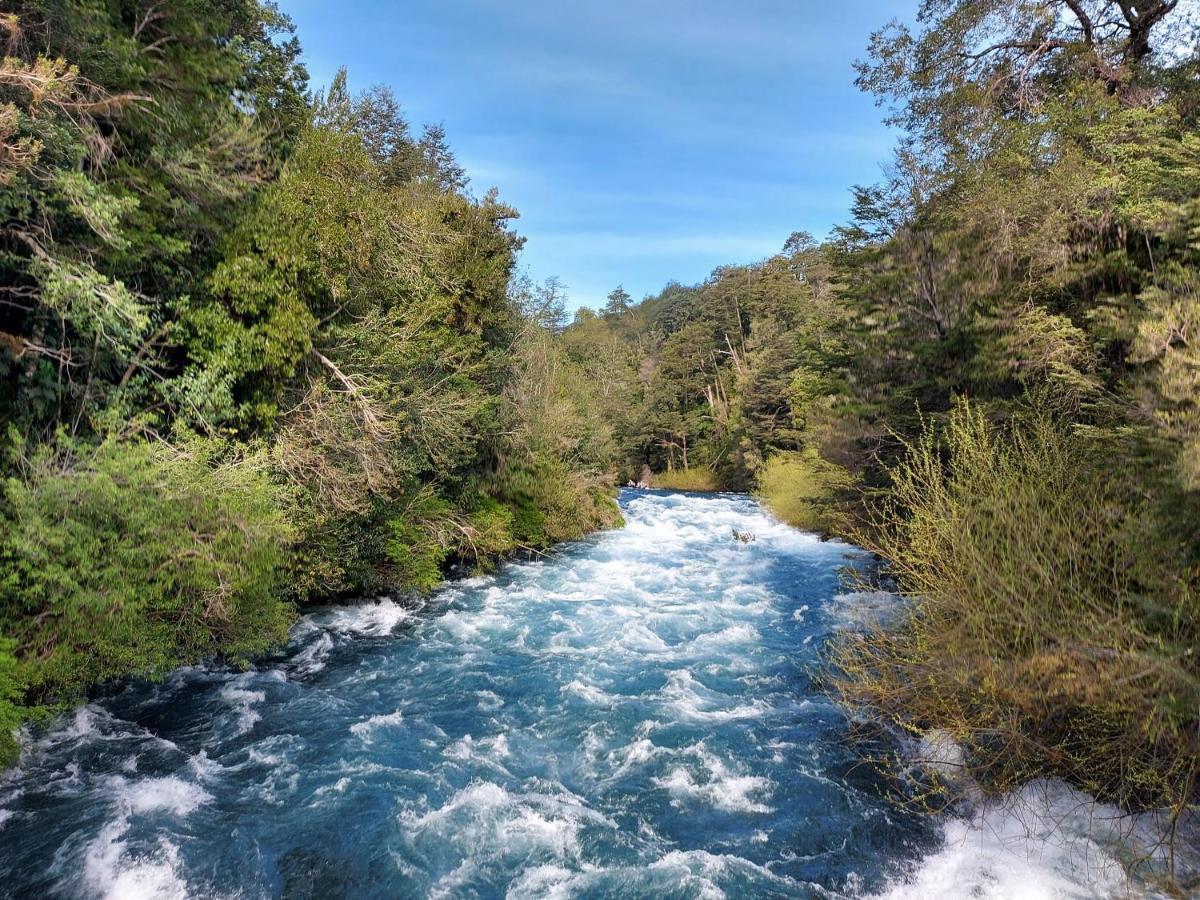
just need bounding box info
[0,0,1197,852]
[0,0,618,763]
[562,0,1200,826]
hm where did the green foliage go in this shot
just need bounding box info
[816,2,1200,842]
[0,437,294,708]
[0,0,309,441]
[494,296,624,547]
[756,451,852,533]
[386,492,457,593]
[563,239,847,490]
[833,402,1198,815]
[651,468,721,492]
[0,639,22,767]
[495,459,622,547]
[1119,197,1200,492]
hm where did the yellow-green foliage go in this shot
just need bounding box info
[832,401,1199,815]
[651,468,721,492]
[497,461,622,548]
[0,439,295,726]
[0,640,22,766]
[756,450,852,533]
[495,307,624,551]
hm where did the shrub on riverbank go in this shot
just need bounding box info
[832,402,1199,820]
[0,642,22,766]
[0,439,295,752]
[756,450,851,534]
[651,468,721,492]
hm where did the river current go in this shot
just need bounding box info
[0,490,1174,898]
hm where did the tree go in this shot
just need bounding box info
[603,285,633,319]
[857,0,1197,160]
[0,1,308,442]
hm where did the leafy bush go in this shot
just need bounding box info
[0,640,22,766]
[651,468,721,492]
[0,438,295,709]
[756,450,852,533]
[497,461,622,548]
[385,491,463,593]
[832,401,1199,817]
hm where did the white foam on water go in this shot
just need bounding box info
[31,704,119,756]
[81,821,191,900]
[649,849,807,899]
[244,732,300,767]
[186,750,230,784]
[291,631,334,675]
[505,863,579,900]
[443,733,511,768]
[827,591,903,630]
[476,690,504,711]
[618,620,672,654]
[562,678,619,705]
[427,858,481,899]
[70,775,215,900]
[602,737,667,781]
[218,679,266,736]
[324,598,413,636]
[60,706,103,741]
[654,746,775,814]
[505,850,817,900]
[437,606,514,642]
[399,780,616,871]
[688,623,761,652]
[657,669,770,723]
[117,776,213,817]
[874,780,1179,899]
[350,709,405,742]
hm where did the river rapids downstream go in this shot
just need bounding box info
[0,490,1180,898]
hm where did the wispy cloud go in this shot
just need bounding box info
[533,230,785,260]
[478,0,889,68]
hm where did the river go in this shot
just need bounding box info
[0,490,1172,898]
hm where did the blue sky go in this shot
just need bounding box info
[278,0,917,310]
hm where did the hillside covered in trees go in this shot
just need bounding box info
[0,0,618,763]
[563,0,1200,838]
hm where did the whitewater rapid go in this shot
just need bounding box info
[0,490,1176,898]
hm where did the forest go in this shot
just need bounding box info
[0,0,1197,853]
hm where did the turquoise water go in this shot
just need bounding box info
[0,490,1164,898]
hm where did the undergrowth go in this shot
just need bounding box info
[651,468,722,492]
[830,402,1199,834]
[756,450,853,533]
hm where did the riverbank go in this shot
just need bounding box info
[643,469,723,493]
[0,447,621,770]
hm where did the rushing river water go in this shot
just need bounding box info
[0,490,1178,899]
